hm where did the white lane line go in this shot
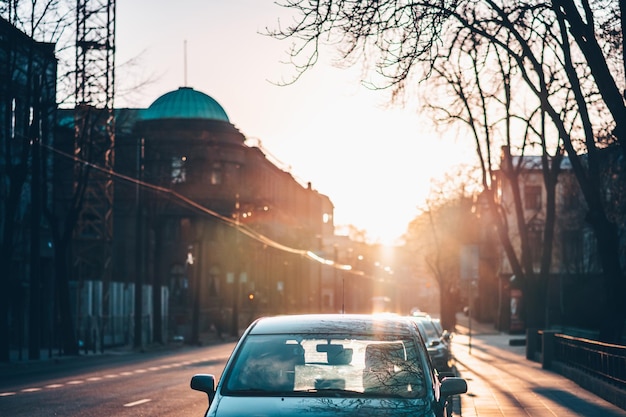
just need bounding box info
[124,398,151,407]
[3,356,218,398]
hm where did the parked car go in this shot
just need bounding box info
[409,315,454,373]
[432,319,452,340]
[191,314,467,417]
[431,318,453,347]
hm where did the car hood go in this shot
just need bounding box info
[208,395,435,417]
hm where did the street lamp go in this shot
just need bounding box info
[187,244,201,345]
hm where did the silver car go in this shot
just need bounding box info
[191,314,467,417]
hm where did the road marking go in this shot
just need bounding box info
[124,398,151,407]
[3,355,228,398]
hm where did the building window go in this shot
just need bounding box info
[170,264,187,304]
[562,189,579,210]
[208,268,220,296]
[210,162,222,185]
[171,156,187,183]
[524,185,542,210]
[561,230,583,273]
[11,98,16,139]
[583,229,601,272]
[527,220,543,268]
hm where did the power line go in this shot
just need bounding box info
[42,143,365,275]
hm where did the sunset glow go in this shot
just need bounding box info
[116,0,473,245]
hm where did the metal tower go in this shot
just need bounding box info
[73,0,116,304]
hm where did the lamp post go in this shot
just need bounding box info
[461,244,479,355]
[187,244,201,345]
[227,272,238,337]
[231,195,242,336]
[333,245,339,313]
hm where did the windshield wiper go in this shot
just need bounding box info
[292,388,372,397]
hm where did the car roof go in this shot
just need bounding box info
[247,314,416,337]
[408,316,439,337]
[410,315,435,325]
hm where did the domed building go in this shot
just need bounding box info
[141,86,230,121]
[111,86,338,344]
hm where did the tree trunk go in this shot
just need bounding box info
[589,212,626,343]
[521,275,546,330]
[440,283,459,331]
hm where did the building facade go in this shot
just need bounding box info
[1,16,410,354]
[493,145,624,334]
[0,17,57,359]
[110,86,369,343]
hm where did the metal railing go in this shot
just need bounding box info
[554,333,626,390]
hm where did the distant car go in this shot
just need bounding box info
[431,318,453,345]
[191,314,467,417]
[409,316,454,373]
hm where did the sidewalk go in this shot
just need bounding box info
[0,331,233,381]
[451,314,626,416]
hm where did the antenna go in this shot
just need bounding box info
[184,39,188,86]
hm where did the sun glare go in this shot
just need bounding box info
[116,1,475,246]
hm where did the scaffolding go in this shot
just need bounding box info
[73,0,116,306]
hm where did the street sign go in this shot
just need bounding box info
[460,245,479,281]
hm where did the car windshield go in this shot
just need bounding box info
[411,318,439,342]
[421,321,440,340]
[223,333,426,399]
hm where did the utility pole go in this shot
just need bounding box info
[29,127,41,360]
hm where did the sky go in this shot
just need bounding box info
[115,0,473,245]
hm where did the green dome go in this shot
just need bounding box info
[142,87,229,121]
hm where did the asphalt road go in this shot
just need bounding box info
[0,343,236,417]
[2,329,624,417]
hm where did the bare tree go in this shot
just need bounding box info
[405,167,479,330]
[422,28,566,329]
[268,0,625,342]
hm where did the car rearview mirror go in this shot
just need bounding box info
[317,343,353,365]
[191,374,216,404]
[440,376,468,399]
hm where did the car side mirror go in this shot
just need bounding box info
[191,374,216,404]
[442,330,451,342]
[440,376,467,400]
